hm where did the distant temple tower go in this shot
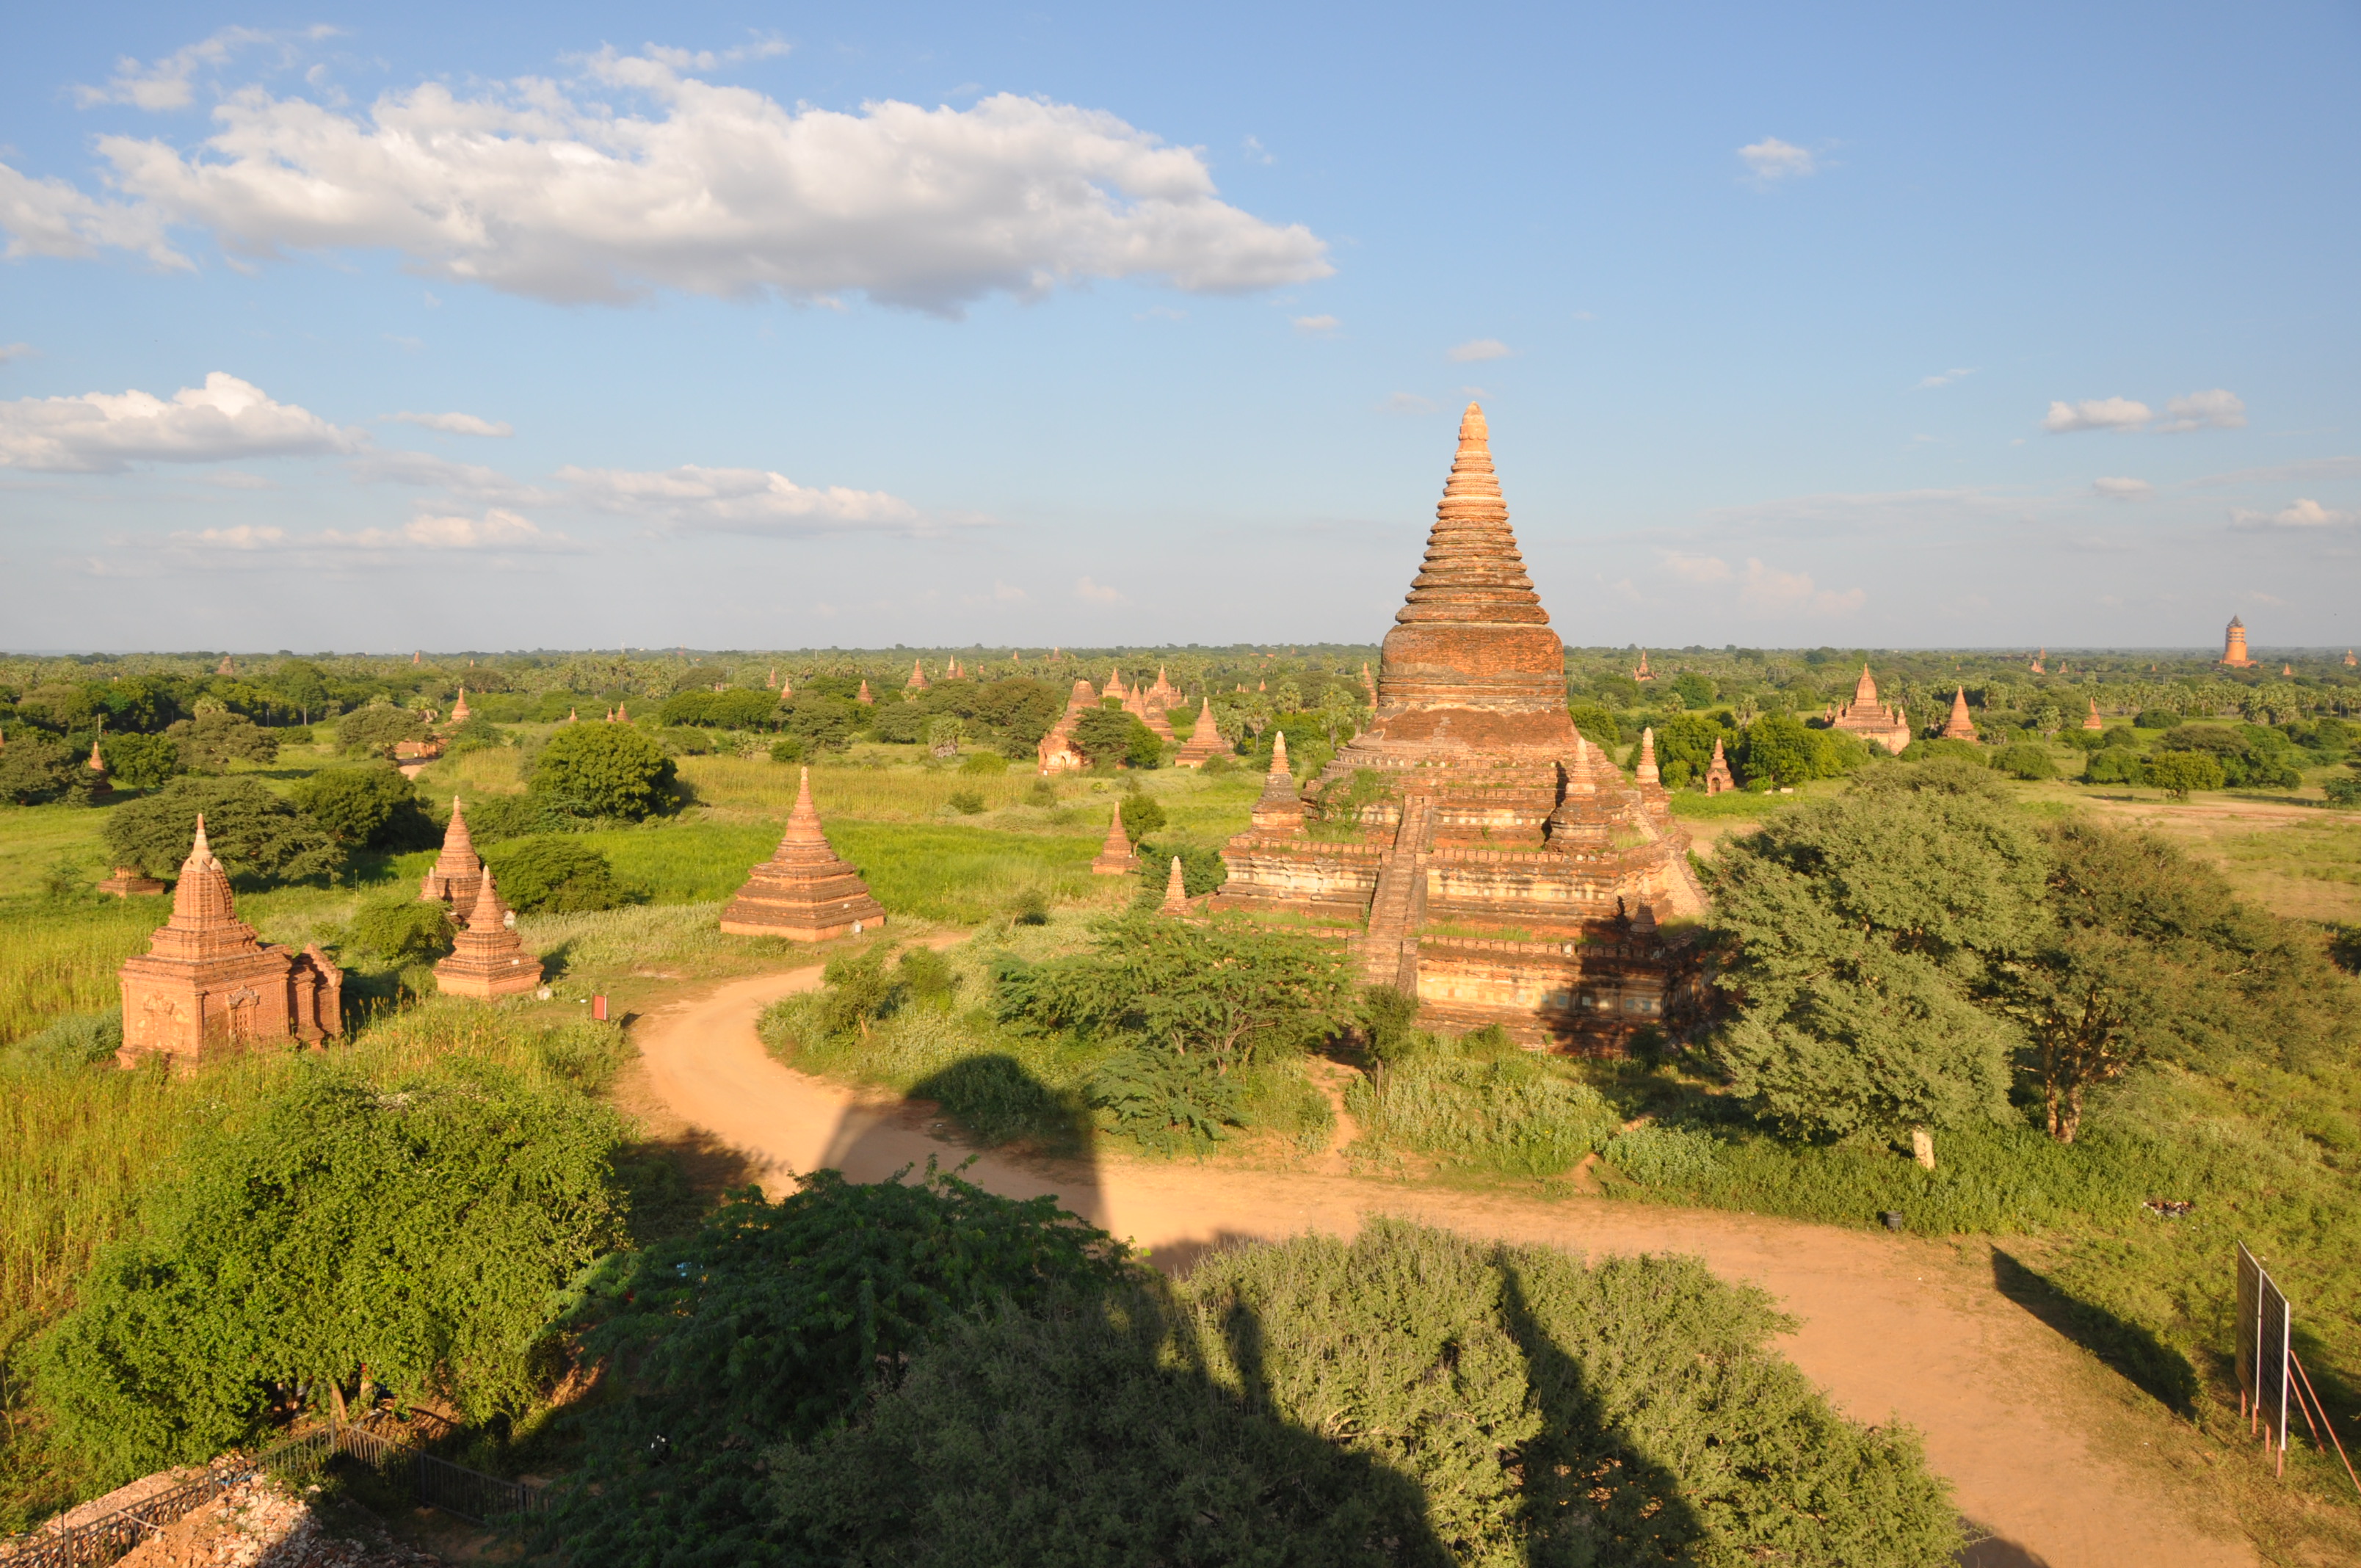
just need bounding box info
[2082,698,2104,730]
[907,658,930,691]
[1037,679,1099,773]
[421,798,485,917]
[217,656,235,677]
[117,817,341,1068]
[2221,616,2257,668]
[1829,666,1912,754]
[719,769,886,940]
[1703,736,1737,794]
[1631,650,1656,682]
[856,680,875,705]
[1172,696,1228,768]
[1091,802,1140,875]
[1942,687,1979,742]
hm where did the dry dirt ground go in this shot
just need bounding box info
[631,961,2266,1568]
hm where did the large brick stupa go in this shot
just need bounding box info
[719,768,886,941]
[1208,404,1704,1050]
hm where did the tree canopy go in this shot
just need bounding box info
[102,776,344,887]
[530,724,678,820]
[288,765,435,850]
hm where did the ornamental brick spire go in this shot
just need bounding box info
[1106,666,1127,701]
[435,865,543,998]
[1251,732,1302,832]
[1395,404,1547,628]
[1943,687,1978,741]
[2082,697,2103,731]
[1092,801,1140,875]
[857,680,874,705]
[1705,736,1736,794]
[421,797,486,918]
[1854,664,1879,705]
[1635,727,1660,786]
[907,658,930,691]
[167,815,242,934]
[451,686,471,722]
[719,769,886,940]
[1159,855,1189,914]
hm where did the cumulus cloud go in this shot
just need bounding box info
[1291,313,1340,335]
[74,27,278,112]
[2091,476,2152,499]
[385,410,514,438]
[2042,396,2152,434]
[2155,388,2246,433]
[2230,498,2354,531]
[1916,366,1975,389]
[1738,137,1816,182]
[1446,338,1513,363]
[18,50,1331,313]
[1074,576,1128,605]
[1738,558,1865,615]
[0,371,358,472]
[0,343,34,363]
[559,463,923,534]
[1660,552,1733,584]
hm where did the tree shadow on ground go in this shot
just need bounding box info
[1956,1529,2053,1567]
[1990,1246,2199,1414]
[611,1127,764,1243]
[907,1052,1095,1160]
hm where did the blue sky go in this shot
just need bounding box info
[3,1,2355,654]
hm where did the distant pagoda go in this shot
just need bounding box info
[1208,404,1705,1050]
[1941,687,1979,742]
[719,769,886,941]
[1091,802,1141,875]
[2082,698,2104,730]
[2221,616,2257,668]
[420,798,485,918]
[1172,695,1230,768]
[1036,679,1098,774]
[1703,736,1737,794]
[434,868,543,999]
[907,658,930,691]
[1830,666,1911,755]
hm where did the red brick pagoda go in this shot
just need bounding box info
[719,768,886,941]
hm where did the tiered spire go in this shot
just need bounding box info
[1092,801,1141,875]
[434,865,543,998]
[857,680,874,705]
[719,769,887,940]
[1159,856,1190,915]
[1942,688,1978,742]
[1250,733,1303,832]
[2083,698,2104,731]
[907,658,930,691]
[1394,404,1548,628]
[1704,737,1737,794]
[451,686,472,722]
[1635,727,1660,787]
[1854,664,1879,704]
[419,797,485,918]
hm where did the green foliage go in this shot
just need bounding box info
[97,733,183,791]
[101,776,344,887]
[1135,838,1227,898]
[1733,713,1814,787]
[1347,1054,1620,1177]
[945,788,985,814]
[288,765,433,849]
[2325,775,2361,809]
[1087,1047,1243,1152]
[460,793,589,844]
[33,1064,624,1481]
[2134,708,2183,729]
[1670,670,1716,708]
[1704,763,2044,1141]
[995,913,1360,1071]
[1114,785,1164,841]
[543,1167,1131,1568]
[0,740,101,807]
[1073,706,1161,769]
[333,704,427,759]
[658,689,780,730]
[485,837,631,913]
[2154,724,2302,789]
[1360,983,1422,1063]
[957,750,1007,774]
[163,711,279,772]
[1600,1123,1722,1186]
[530,723,678,820]
[2083,748,2144,785]
[765,1222,1957,1568]
[1567,703,1624,749]
[1990,741,2059,780]
[816,945,904,1037]
[347,901,454,967]
[897,945,958,1006]
[1651,711,1727,788]
[2143,750,2224,798]
[766,735,805,764]
[1,1010,123,1077]
[776,694,859,753]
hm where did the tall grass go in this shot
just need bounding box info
[1347,1054,1620,1177]
[0,807,114,903]
[0,902,170,1047]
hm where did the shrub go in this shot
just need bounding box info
[101,776,343,887]
[766,1223,1957,1568]
[2325,776,2361,809]
[945,788,985,815]
[896,945,958,1005]
[163,711,279,771]
[1,1009,123,1076]
[34,1067,624,1481]
[289,765,436,849]
[1087,1047,1244,1153]
[1567,703,1624,749]
[540,1168,1131,1568]
[1025,778,1058,807]
[333,704,427,759]
[958,751,1008,774]
[1115,787,1164,841]
[530,723,678,820]
[0,738,102,806]
[2144,751,2224,799]
[1135,838,1227,899]
[2083,749,2144,785]
[1348,1054,1619,1176]
[98,733,184,791]
[347,901,454,966]
[767,736,805,764]
[1074,707,1161,769]
[1990,742,2058,780]
[777,694,859,753]
[1733,713,1817,787]
[2134,708,2183,730]
[460,793,588,844]
[1200,751,1236,774]
[1600,1123,1722,1186]
[485,838,631,912]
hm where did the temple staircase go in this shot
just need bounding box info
[1363,794,1436,992]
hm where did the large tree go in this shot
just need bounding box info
[1704,762,2046,1160]
[103,776,344,886]
[531,723,678,819]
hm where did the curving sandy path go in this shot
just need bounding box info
[635,962,2254,1568]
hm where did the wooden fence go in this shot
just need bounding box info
[0,1416,545,1568]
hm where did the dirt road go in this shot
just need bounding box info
[634,964,2255,1568]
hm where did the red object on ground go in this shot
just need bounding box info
[592,995,608,1021]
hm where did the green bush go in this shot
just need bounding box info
[0,738,103,806]
[164,711,279,771]
[485,838,631,912]
[101,776,343,887]
[945,788,985,815]
[957,751,1008,774]
[1,1010,123,1076]
[1348,1054,1620,1176]
[2134,708,2183,730]
[460,793,588,844]
[777,694,859,753]
[289,765,436,849]
[1567,702,1625,748]
[98,733,184,791]
[1087,1047,1244,1153]
[1074,707,1161,769]
[2083,749,2144,785]
[34,1066,624,1481]
[2324,776,2361,809]
[530,723,678,820]
[766,1223,1957,1568]
[347,901,454,966]
[1990,742,2058,780]
[767,735,805,764]
[2143,751,2224,799]
[1601,1122,1722,1186]
[333,704,427,759]
[1114,787,1164,841]
[541,1168,1131,1568]
[1134,838,1227,899]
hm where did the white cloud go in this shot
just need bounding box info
[75,27,276,112]
[2230,498,2354,531]
[1446,338,1512,363]
[385,410,514,438]
[1242,135,1274,165]
[0,343,34,363]
[171,507,581,553]
[2042,396,2152,434]
[200,471,275,490]
[2091,476,2151,499]
[1916,366,1975,389]
[1380,392,1436,415]
[0,371,358,472]
[1738,137,1816,182]
[1739,558,1865,615]
[175,524,286,549]
[25,53,1330,313]
[1660,551,1733,584]
[559,463,924,534]
[1291,313,1340,335]
[1074,576,1128,605]
[993,580,1026,601]
[2155,388,2246,433]
[349,449,549,507]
